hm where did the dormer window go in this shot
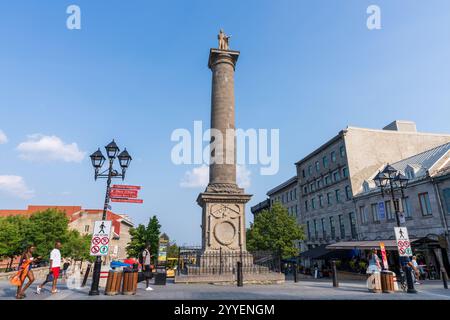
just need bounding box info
[405,165,417,180]
[363,181,370,192]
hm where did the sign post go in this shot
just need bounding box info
[90,220,112,257]
[154,235,169,285]
[109,184,143,204]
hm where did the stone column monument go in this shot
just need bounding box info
[197,30,252,254]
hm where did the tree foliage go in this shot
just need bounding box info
[126,215,161,263]
[0,215,30,259]
[246,202,304,259]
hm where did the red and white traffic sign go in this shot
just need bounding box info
[111,185,141,190]
[110,198,143,204]
[394,227,412,257]
[89,220,112,257]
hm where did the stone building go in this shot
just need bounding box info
[295,121,450,251]
[353,142,450,264]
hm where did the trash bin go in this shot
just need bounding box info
[154,266,167,285]
[380,270,395,293]
[122,270,138,295]
[105,270,123,296]
[367,271,382,293]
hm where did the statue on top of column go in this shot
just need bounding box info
[218,29,231,50]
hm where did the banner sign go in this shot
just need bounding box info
[110,198,143,204]
[112,185,141,190]
[379,242,389,270]
[157,237,169,264]
[110,189,138,199]
[90,220,112,256]
[394,227,413,257]
[378,202,386,220]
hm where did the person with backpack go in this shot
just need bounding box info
[140,244,154,291]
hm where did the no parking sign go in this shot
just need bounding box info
[90,220,112,256]
[394,227,413,257]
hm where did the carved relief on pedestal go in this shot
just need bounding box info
[207,203,241,250]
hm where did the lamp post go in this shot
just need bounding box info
[88,140,132,296]
[374,164,416,293]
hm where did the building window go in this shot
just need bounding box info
[359,206,368,224]
[84,225,90,232]
[321,218,326,239]
[335,189,341,203]
[443,188,450,214]
[345,186,352,200]
[302,169,306,178]
[310,182,315,192]
[295,204,298,217]
[385,200,395,220]
[303,186,308,195]
[311,198,316,210]
[313,219,318,239]
[342,167,348,178]
[308,165,312,176]
[331,151,336,163]
[315,161,320,172]
[317,179,323,189]
[340,146,346,158]
[305,200,309,212]
[339,215,345,238]
[329,217,336,239]
[333,171,340,182]
[325,175,331,185]
[418,193,432,216]
[323,156,329,168]
[349,212,357,239]
[327,193,332,205]
[294,188,297,200]
[307,221,311,239]
[319,195,324,208]
[282,194,285,203]
[371,203,379,222]
[402,197,412,218]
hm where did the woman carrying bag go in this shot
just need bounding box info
[10,244,40,299]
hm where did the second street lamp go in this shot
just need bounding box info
[373,164,416,293]
[88,140,132,296]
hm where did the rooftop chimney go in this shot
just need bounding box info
[383,120,417,132]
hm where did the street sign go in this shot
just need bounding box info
[378,202,385,220]
[394,227,412,257]
[109,189,138,199]
[379,242,389,270]
[399,211,406,224]
[110,198,143,204]
[111,184,141,190]
[90,220,112,257]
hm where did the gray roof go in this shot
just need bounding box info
[266,176,298,196]
[390,142,450,179]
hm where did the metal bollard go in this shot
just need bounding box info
[442,269,448,289]
[81,264,91,287]
[331,260,338,287]
[293,263,298,283]
[404,266,417,293]
[237,261,243,287]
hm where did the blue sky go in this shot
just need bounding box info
[1,1,449,245]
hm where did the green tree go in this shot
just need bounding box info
[0,215,30,271]
[126,215,161,263]
[61,230,93,262]
[247,202,304,258]
[25,209,69,259]
[167,241,179,259]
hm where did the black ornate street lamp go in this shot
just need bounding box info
[88,140,132,296]
[373,164,416,293]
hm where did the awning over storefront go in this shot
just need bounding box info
[299,244,351,260]
[326,239,423,251]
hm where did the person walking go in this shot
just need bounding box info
[410,256,421,284]
[62,258,70,279]
[11,244,40,299]
[141,244,154,291]
[36,241,62,294]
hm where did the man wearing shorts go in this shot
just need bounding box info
[142,244,153,291]
[36,241,62,294]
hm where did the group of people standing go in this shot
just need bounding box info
[11,241,64,299]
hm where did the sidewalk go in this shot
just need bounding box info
[1,278,449,300]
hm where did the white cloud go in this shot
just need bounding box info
[180,165,209,188]
[17,134,85,163]
[0,130,7,144]
[180,165,251,188]
[0,175,35,199]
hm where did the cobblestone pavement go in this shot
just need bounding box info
[1,278,449,300]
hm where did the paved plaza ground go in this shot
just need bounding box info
[1,278,449,300]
